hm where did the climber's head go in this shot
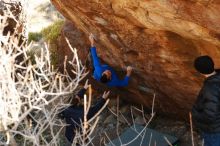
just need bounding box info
[194,55,215,77]
[100,70,111,83]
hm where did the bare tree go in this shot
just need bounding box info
[0,3,88,145]
[0,3,112,146]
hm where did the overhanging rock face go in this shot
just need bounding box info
[51,0,220,119]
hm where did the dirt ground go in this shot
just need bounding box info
[59,99,203,146]
[88,104,203,146]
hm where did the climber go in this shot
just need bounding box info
[59,80,110,145]
[89,33,133,87]
[192,55,220,146]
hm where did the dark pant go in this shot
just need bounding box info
[202,132,220,146]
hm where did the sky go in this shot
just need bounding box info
[24,0,62,32]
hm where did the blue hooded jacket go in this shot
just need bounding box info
[90,47,130,87]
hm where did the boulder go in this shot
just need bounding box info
[51,0,220,119]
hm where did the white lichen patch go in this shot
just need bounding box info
[94,16,108,26]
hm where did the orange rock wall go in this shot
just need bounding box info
[51,0,220,119]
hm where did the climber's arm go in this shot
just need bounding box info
[89,34,102,76]
[118,66,133,86]
[90,47,101,67]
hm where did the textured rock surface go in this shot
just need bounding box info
[51,0,220,119]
